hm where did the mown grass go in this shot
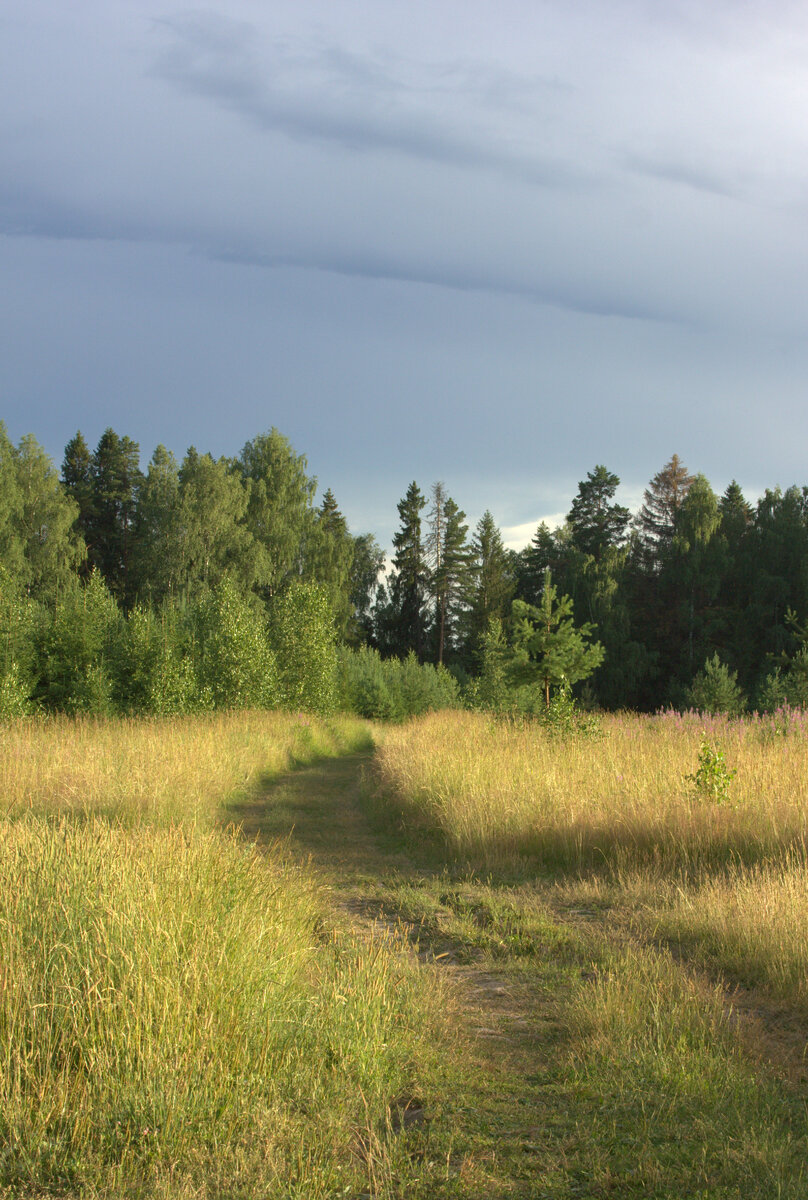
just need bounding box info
[0,711,455,1199]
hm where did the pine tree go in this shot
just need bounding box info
[511,569,604,709]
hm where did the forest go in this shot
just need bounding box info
[2,420,808,718]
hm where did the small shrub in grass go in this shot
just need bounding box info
[539,682,603,740]
[687,735,737,804]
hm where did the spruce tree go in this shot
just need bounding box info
[307,489,355,638]
[86,429,143,603]
[388,482,429,659]
[568,465,630,562]
[61,431,94,560]
[130,445,182,604]
[467,511,514,657]
[635,453,694,567]
[427,484,473,665]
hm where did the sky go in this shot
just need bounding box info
[2,0,808,551]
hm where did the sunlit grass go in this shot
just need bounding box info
[370,707,808,1013]
[0,711,455,1197]
[0,709,373,825]
[371,708,808,872]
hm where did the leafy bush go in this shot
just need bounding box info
[269,580,337,714]
[338,647,459,720]
[35,570,121,714]
[687,735,737,804]
[115,603,197,716]
[192,578,279,711]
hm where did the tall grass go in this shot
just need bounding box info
[371,707,808,1012]
[371,709,808,872]
[0,710,372,825]
[0,711,453,1197]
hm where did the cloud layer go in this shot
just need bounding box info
[2,0,808,545]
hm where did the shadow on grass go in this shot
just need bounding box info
[220,751,417,881]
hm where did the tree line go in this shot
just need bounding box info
[1,421,807,716]
[369,458,808,713]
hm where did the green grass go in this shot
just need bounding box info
[0,713,455,1198]
[7,709,808,1197]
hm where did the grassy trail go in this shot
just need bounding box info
[226,751,808,1199]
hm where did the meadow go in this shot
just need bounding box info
[6,705,808,1198]
[371,707,808,1008]
[0,712,453,1199]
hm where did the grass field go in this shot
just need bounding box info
[364,707,808,1196]
[6,706,808,1197]
[0,712,454,1199]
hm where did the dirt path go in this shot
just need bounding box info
[225,752,583,1197]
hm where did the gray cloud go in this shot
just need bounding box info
[624,154,737,199]
[150,12,586,189]
[212,244,682,324]
[0,175,680,326]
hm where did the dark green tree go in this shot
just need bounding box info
[130,445,182,604]
[467,511,514,659]
[85,429,143,603]
[384,482,429,659]
[427,484,474,665]
[61,431,94,565]
[306,489,355,638]
[568,465,630,562]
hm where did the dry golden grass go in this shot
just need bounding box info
[0,711,457,1197]
[0,709,371,825]
[372,708,808,871]
[372,707,808,1012]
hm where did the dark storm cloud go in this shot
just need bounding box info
[151,12,585,189]
[0,172,678,326]
[4,0,808,550]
